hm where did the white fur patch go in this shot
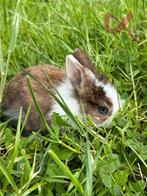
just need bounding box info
[48,80,80,116]
[95,80,121,115]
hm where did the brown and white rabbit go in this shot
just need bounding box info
[1,49,123,136]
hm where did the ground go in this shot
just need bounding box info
[0,0,147,195]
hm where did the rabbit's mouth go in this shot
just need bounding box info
[92,115,113,127]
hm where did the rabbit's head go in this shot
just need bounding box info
[66,48,123,126]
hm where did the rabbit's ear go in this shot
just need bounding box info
[66,54,95,90]
[66,54,84,85]
[73,48,96,74]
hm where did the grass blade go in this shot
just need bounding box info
[85,138,93,196]
[48,149,84,195]
[23,182,45,196]
[8,13,19,53]
[128,145,147,168]
[0,158,18,193]
[26,76,58,140]
[0,5,19,103]
[21,148,39,192]
[124,153,145,196]
[0,39,4,103]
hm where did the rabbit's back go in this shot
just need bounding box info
[1,64,65,135]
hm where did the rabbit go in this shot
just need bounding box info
[1,48,123,136]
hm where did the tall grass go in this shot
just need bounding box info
[0,0,19,103]
[0,0,147,195]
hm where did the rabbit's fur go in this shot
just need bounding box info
[1,49,122,136]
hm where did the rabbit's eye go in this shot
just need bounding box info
[98,106,108,115]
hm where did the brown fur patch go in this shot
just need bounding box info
[73,72,113,123]
[73,48,97,75]
[2,64,65,135]
[73,48,108,83]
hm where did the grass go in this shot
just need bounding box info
[0,0,147,195]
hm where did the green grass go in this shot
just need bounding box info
[0,0,147,195]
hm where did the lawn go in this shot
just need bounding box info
[0,0,147,195]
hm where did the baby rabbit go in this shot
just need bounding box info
[1,49,122,136]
